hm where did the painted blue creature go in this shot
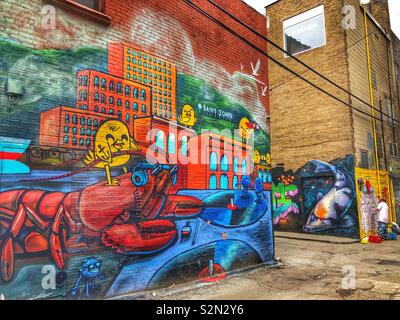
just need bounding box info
[70,257,104,299]
[254,177,265,204]
[303,160,356,233]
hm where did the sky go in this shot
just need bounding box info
[243,0,400,39]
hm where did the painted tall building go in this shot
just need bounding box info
[108,43,177,122]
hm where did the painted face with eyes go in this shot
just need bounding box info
[94,120,139,167]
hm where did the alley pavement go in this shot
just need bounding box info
[143,234,400,300]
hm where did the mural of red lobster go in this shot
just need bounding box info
[0,163,203,282]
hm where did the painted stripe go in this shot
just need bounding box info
[0,152,22,160]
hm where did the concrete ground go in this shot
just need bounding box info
[154,233,400,300]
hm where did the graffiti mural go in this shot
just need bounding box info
[0,1,273,299]
[272,156,359,238]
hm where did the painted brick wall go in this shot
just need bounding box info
[0,0,273,299]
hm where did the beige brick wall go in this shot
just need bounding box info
[266,0,354,170]
[344,0,400,170]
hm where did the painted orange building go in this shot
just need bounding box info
[76,69,152,133]
[108,43,177,122]
[186,131,253,190]
[40,106,117,150]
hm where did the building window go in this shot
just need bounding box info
[109,97,114,105]
[233,175,239,190]
[87,118,92,126]
[210,152,218,171]
[283,5,326,56]
[263,169,269,183]
[220,174,229,190]
[125,101,130,109]
[126,114,130,123]
[72,115,78,124]
[117,99,122,107]
[125,85,131,97]
[209,174,217,190]
[133,102,138,111]
[101,94,106,103]
[101,78,107,90]
[109,81,115,92]
[65,114,70,124]
[117,111,122,120]
[117,82,122,94]
[242,159,247,174]
[94,92,99,101]
[73,0,104,11]
[134,88,139,99]
[233,156,239,173]
[221,154,229,172]
[156,131,165,150]
[360,150,369,169]
[84,75,88,86]
[63,136,69,144]
[181,136,188,156]
[141,104,146,114]
[168,133,176,155]
[94,76,99,87]
[141,89,146,101]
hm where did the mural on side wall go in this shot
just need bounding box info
[272,155,359,238]
[0,13,272,299]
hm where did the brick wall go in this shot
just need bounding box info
[0,0,274,299]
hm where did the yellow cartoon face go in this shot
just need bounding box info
[238,117,253,139]
[254,150,261,165]
[179,104,197,127]
[94,120,139,167]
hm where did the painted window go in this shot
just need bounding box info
[87,128,91,136]
[109,109,114,115]
[72,137,77,145]
[101,107,106,113]
[210,152,218,171]
[220,174,229,190]
[156,131,165,150]
[101,94,106,103]
[80,116,85,125]
[79,138,84,146]
[73,0,105,12]
[93,119,99,127]
[209,174,217,190]
[125,101,130,109]
[168,133,176,155]
[117,111,122,120]
[233,156,239,173]
[117,83,122,94]
[65,114,70,124]
[242,159,247,174]
[133,102,138,111]
[233,175,239,190]
[84,76,88,86]
[101,78,106,89]
[63,136,69,144]
[125,85,131,96]
[64,126,69,133]
[94,92,99,101]
[80,127,85,135]
[72,115,77,124]
[109,81,115,92]
[73,127,77,135]
[263,170,269,183]
[283,5,326,57]
[94,76,99,87]
[79,90,83,101]
[134,88,139,99]
[181,136,188,156]
[86,139,91,147]
[221,154,229,172]
[109,97,114,105]
[126,114,130,123]
[142,104,146,114]
[117,99,122,107]
[141,89,146,101]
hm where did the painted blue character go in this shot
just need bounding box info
[254,177,265,204]
[70,257,104,299]
[233,175,252,210]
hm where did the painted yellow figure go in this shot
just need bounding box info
[238,117,253,139]
[84,120,140,186]
[179,104,197,128]
[254,150,261,165]
[265,153,271,166]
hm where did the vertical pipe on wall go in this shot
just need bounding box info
[363,5,382,197]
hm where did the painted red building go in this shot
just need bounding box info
[76,69,152,133]
[40,106,117,150]
[108,43,177,122]
[186,131,253,190]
